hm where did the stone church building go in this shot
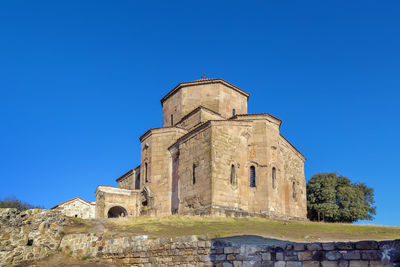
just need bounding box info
[54,79,307,220]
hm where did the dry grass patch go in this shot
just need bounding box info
[104,216,400,242]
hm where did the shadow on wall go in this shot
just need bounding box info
[107,206,127,218]
[207,235,400,265]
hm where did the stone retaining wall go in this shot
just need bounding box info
[59,233,400,267]
[1,208,399,266]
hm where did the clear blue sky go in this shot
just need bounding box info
[1,1,399,226]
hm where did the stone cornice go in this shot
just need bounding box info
[95,185,139,196]
[230,113,282,128]
[139,126,188,143]
[160,78,250,106]
[175,105,223,127]
[115,169,134,182]
[279,134,306,161]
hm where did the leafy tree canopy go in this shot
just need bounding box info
[307,173,376,223]
[0,197,42,211]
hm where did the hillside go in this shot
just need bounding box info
[67,216,400,242]
[2,209,399,266]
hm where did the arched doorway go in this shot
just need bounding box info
[107,206,127,218]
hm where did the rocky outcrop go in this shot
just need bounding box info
[0,208,65,266]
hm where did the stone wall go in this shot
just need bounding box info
[180,82,248,120]
[95,186,139,218]
[117,170,136,190]
[1,208,399,267]
[175,123,213,215]
[176,107,224,131]
[228,114,307,220]
[0,208,65,266]
[59,233,400,267]
[53,198,95,219]
[210,121,252,213]
[161,79,249,127]
[140,127,188,215]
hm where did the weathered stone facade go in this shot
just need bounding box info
[51,197,95,219]
[54,78,307,219]
[59,234,400,267]
[0,208,65,266]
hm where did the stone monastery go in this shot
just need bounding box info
[53,79,307,220]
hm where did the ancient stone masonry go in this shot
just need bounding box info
[0,208,65,266]
[1,208,400,267]
[53,78,308,220]
[51,197,95,219]
[57,234,400,267]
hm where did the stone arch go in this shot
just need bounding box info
[107,206,127,218]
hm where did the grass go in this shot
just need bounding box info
[103,216,400,242]
[72,217,91,225]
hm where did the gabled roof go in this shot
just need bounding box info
[160,78,250,106]
[230,113,282,127]
[51,197,93,209]
[115,169,134,182]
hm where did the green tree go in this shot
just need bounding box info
[0,197,42,211]
[307,173,376,223]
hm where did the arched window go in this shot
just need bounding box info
[250,166,256,187]
[292,181,297,200]
[135,171,140,189]
[272,167,276,189]
[192,163,197,184]
[230,164,236,185]
[145,163,148,183]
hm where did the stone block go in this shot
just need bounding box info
[298,251,313,261]
[286,262,302,267]
[293,243,306,251]
[322,243,335,251]
[307,243,322,251]
[360,250,381,260]
[326,251,342,260]
[335,242,354,250]
[227,254,235,261]
[369,260,390,267]
[321,261,338,267]
[355,241,378,250]
[276,252,284,261]
[223,263,233,267]
[216,254,226,261]
[349,261,369,267]
[261,261,274,267]
[225,247,238,254]
[302,261,320,267]
[338,260,349,267]
[343,251,360,260]
[274,261,286,267]
[285,254,298,261]
[261,253,271,261]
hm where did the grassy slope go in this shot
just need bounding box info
[93,216,400,242]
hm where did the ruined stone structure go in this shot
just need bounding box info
[55,78,307,220]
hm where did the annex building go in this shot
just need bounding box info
[53,79,307,220]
